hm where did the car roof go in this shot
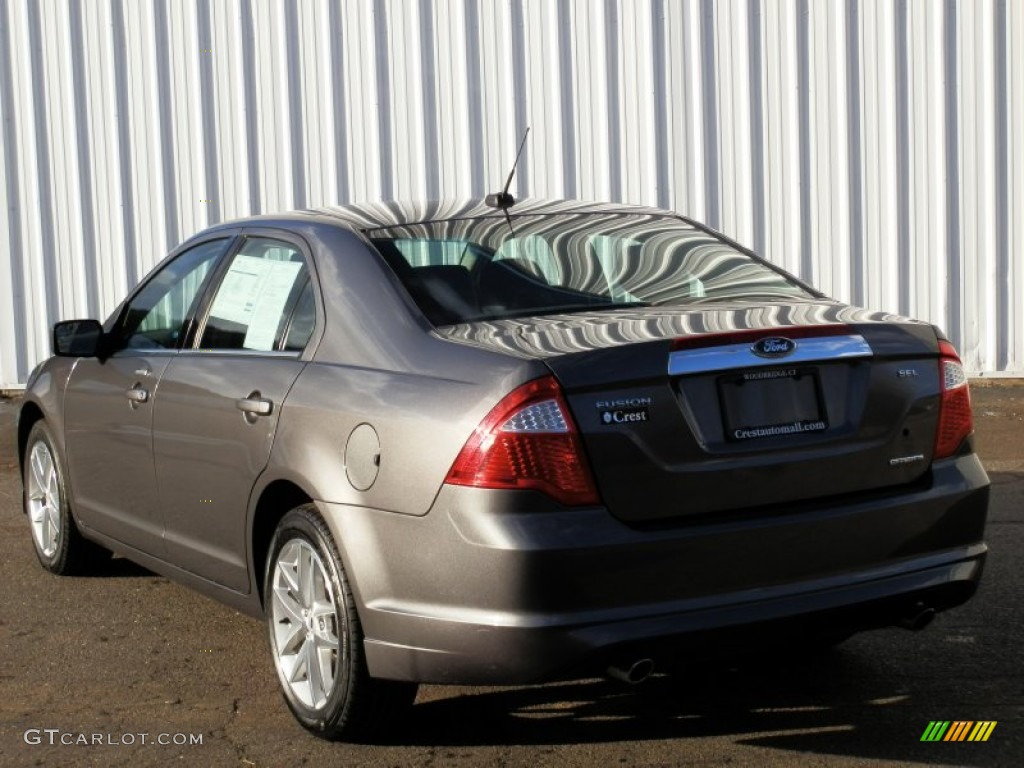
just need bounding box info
[207,198,681,234]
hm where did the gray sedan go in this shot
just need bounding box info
[18,198,989,740]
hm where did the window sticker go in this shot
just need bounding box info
[208,255,303,351]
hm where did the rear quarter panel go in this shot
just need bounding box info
[269,347,539,516]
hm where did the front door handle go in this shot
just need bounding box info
[236,395,273,417]
[125,386,149,404]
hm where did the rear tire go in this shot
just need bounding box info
[264,504,417,741]
[23,420,111,575]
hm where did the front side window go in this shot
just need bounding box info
[119,239,228,350]
[370,214,814,325]
[198,237,312,352]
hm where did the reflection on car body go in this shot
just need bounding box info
[19,198,988,740]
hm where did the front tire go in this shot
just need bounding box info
[23,420,111,575]
[264,504,417,741]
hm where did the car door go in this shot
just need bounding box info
[63,238,231,555]
[152,233,319,592]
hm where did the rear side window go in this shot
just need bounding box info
[282,279,316,352]
[198,238,312,352]
[370,213,812,326]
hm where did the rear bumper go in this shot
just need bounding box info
[320,453,989,684]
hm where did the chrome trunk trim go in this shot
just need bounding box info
[668,334,872,376]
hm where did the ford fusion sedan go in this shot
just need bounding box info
[19,197,989,740]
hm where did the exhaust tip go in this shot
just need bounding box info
[898,603,936,631]
[606,658,655,685]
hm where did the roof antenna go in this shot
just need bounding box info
[485,127,529,210]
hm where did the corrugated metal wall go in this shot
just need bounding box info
[1,0,1022,387]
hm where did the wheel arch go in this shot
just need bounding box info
[17,400,46,474]
[250,478,314,608]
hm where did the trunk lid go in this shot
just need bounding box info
[437,301,945,523]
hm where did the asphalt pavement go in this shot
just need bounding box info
[0,384,1021,767]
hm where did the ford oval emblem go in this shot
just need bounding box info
[751,336,796,358]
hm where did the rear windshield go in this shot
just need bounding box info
[369,213,813,325]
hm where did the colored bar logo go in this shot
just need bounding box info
[921,721,997,742]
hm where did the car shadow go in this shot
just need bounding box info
[396,646,1002,766]
[82,555,157,578]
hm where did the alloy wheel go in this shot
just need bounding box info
[27,440,61,558]
[270,538,340,710]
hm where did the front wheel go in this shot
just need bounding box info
[23,420,110,575]
[264,504,417,741]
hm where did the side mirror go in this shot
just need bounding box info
[53,319,104,357]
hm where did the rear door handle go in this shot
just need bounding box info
[236,395,273,416]
[125,386,149,404]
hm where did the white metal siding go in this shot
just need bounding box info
[1,0,1022,386]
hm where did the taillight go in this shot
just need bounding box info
[445,376,600,506]
[934,340,973,459]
